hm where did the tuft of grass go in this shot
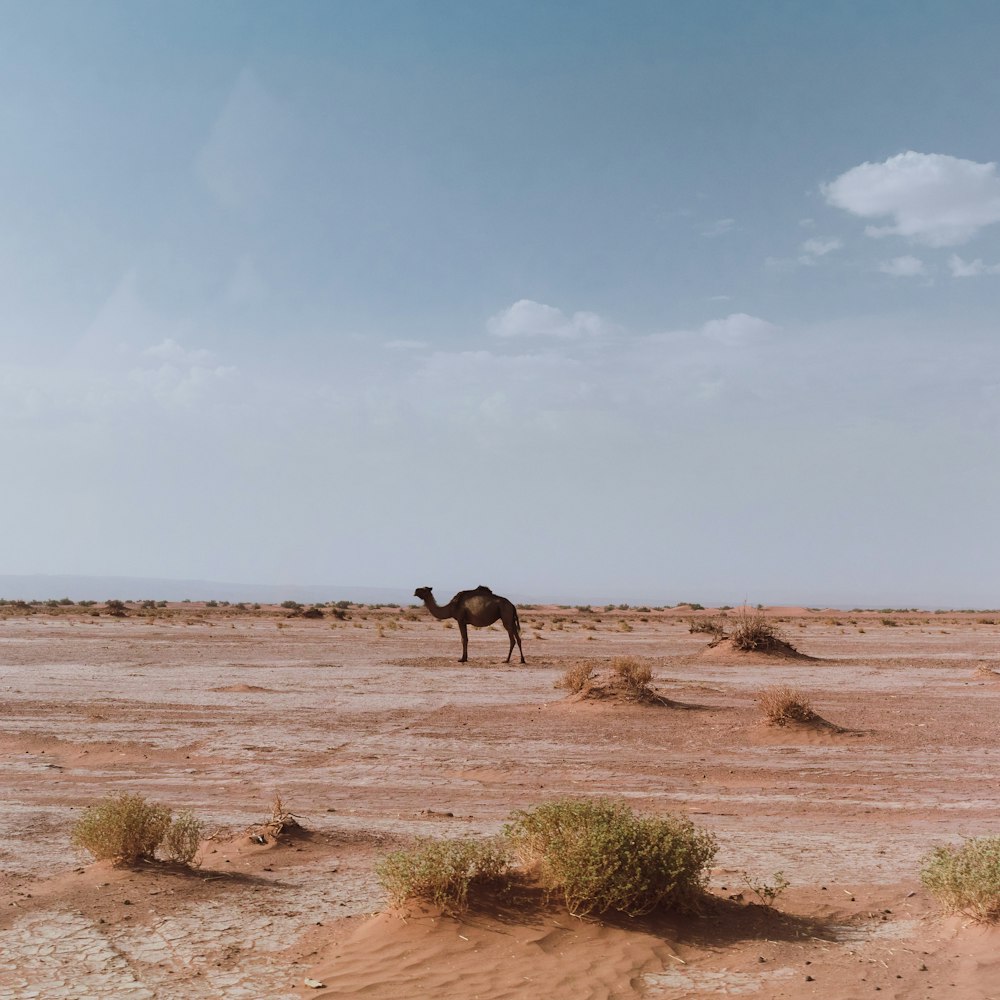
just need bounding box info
[756,685,817,726]
[557,662,594,693]
[376,837,511,912]
[728,606,788,652]
[160,811,204,865]
[921,837,1000,922]
[71,792,173,865]
[612,656,654,701]
[505,798,716,917]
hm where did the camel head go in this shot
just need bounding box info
[414,586,433,601]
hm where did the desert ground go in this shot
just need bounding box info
[1,599,999,999]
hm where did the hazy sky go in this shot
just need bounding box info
[3,1,1000,606]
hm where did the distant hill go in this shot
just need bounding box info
[0,575,413,606]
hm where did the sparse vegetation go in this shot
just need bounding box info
[71,792,182,865]
[504,798,716,917]
[756,685,817,726]
[376,837,511,912]
[920,837,1000,922]
[728,606,788,652]
[689,617,725,638]
[160,811,205,865]
[557,662,594,693]
[104,599,128,617]
[741,869,790,906]
[612,656,654,701]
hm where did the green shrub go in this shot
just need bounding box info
[376,837,511,912]
[71,793,172,865]
[160,811,205,865]
[504,798,716,917]
[921,837,1000,922]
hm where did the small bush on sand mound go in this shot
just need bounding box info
[728,606,789,652]
[72,793,178,866]
[160,811,205,865]
[557,662,594,693]
[376,837,511,913]
[504,798,717,917]
[756,685,817,726]
[921,837,1000,922]
[612,656,654,701]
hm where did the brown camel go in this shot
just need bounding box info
[413,585,526,664]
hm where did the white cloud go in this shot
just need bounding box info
[487,299,608,339]
[878,255,927,278]
[948,254,1000,277]
[384,338,428,350]
[701,218,735,238]
[823,151,1000,247]
[144,338,214,366]
[800,237,842,258]
[700,313,778,345]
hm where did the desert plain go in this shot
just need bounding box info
[1,599,999,999]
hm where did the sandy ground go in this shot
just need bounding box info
[1,602,999,998]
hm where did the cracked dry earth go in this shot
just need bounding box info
[1,604,999,998]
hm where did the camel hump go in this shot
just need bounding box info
[474,584,493,595]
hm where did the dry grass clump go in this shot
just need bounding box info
[689,617,725,637]
[557,662,594,693]
[756,685,817,726]
[612,656,654,701]
[71,792,203,866]
[728,606,789,652]
[504,798,717,917]
[376,837,511,913]
[921,837,1000,922]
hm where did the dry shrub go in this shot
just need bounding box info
[264,794,302,835]
[689,617,725,637]
[756,685,817,726]
[557,662,594,693]
[612,656,654,700]
[160,811,204,865]
[71,792,173,865]
[921,837,1000,922]
[504,798,716,917]
[376,837,511,912]
[729,606,788,652]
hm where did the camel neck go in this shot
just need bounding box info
[422,597,454,620]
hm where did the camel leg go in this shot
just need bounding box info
[458,621,469,662]
[503,609,526,664]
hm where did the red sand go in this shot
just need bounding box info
[1,603,999,997]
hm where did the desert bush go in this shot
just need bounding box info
[504,798,716,917]
[376,837,511,912]
[557,662,594,693]
[160,811,204,865]
[105,599,128,617]
[689,617,725,637]
[71,792,172,865]
[612,657,654,700]
[728,606,786,651]
[921,837,1000,922]
[302,606,324,619]
[756,685,816,726]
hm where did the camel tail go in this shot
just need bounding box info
[513,605,521,637]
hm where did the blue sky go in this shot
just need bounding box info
[3,1,1000,605]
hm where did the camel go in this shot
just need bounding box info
[413,585,526,664]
